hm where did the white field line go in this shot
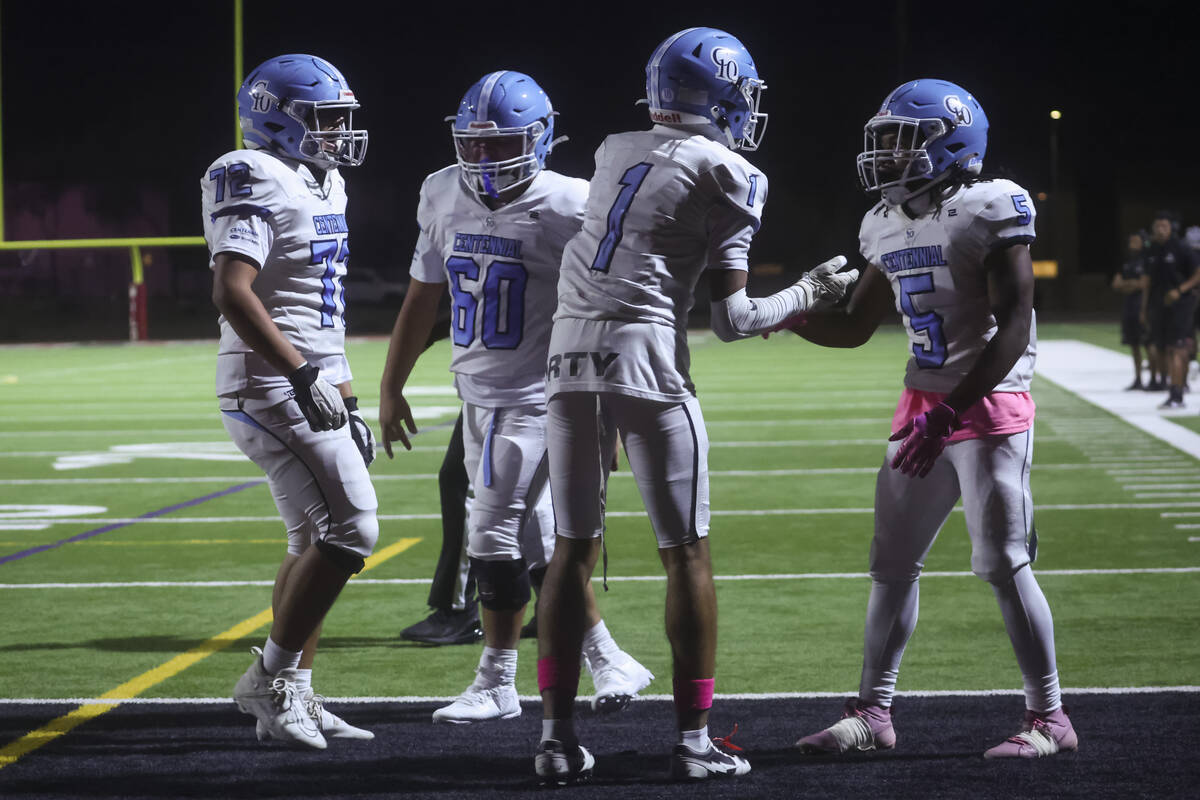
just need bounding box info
[0,417,893,437]
[1104,468,1200,476]
[3,685,1198,705]
[1162,512,1200,517]
[1174,524,1200,530]
[1191,537,1200,542]
[1088,456,1189,462]
[9,501,1200,528]
[4,566,1197,590]
[0,462,1163,487]
[1124,484,1200,491]
[1134,493,1200,499]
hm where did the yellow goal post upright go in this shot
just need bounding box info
[0,1,244,341]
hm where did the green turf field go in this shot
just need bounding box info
[1,323,1197,704]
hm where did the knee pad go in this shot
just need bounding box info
[324,509,379,559]
[315,539,366,575]
[471,557,531,611]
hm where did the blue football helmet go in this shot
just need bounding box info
[449,71,559,198]
[857,79,988,205]
[238,54,368,168]
[644,27,767,151]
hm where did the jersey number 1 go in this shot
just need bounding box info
[590,162,653,273]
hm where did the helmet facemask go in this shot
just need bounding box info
[289,97,368,168]
[723,76,768,151]
[450,118,549,199]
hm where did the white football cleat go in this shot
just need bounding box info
[432,678,521,724]
[233,647,326,750]
[255,690,374,741]
[586,650,654,713]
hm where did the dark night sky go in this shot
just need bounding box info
[2,0,1197,300]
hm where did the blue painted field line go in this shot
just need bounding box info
[0,481,264,566]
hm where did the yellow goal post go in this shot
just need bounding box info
[0,1,242,341]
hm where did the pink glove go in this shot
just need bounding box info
[889,402,960,478]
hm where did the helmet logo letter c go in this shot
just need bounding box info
[711,48,740,82]
[251,82,273,113]
[943,95,973,127]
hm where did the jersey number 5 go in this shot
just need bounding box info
[897,272,947,369]
[590,162,653,273]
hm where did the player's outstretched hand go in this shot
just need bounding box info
[379,389,418,458]
[344,396,376,468]
[889,402,959,478]
[797,255,859,311]
[287,363,348,432]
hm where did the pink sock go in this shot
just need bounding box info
[673,677,714,713]
[537,657,580,693]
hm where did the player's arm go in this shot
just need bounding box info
[212,252,347,432]
[1166,252,1200,304]
[705,206,856,341]
[789,264,893,347]
[379,277,445,456]
[212,253,306,375]
[940,243,1034,416]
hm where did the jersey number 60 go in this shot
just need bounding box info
[446,257,528,349]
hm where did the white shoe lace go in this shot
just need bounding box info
[1007,724,1059,756]
[269,677,308,727]
[825,716,876,751]
[305,692,328,722]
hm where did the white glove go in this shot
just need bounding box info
[795,256,859,311]
[286,364,348,432]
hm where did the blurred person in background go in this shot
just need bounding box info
[1112,230,1151,390]
[1142,210,1200,409]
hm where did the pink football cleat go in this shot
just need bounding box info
[984,707,1078,758]
[796,699,896,754]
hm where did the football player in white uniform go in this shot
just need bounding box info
[533,28,856,784]
[205,54,377,749]
[791,79,1078,759]
[379,71,653,726]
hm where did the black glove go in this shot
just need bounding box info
[286,363,347,432]
[344,396,376,468]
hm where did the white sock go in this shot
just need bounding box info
[858,579,919,708]
[261,637,302,675]
[582,620,620,667]
[477,646,518,687]
[292,668,313,696]
[680,726,709,752]
[542,718,575,744]
[992,566,1061,712]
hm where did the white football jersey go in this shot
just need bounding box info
[549,126,765,401]
[859,178,1038,393]
[409,166,588,407]
[202,148,353,399]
